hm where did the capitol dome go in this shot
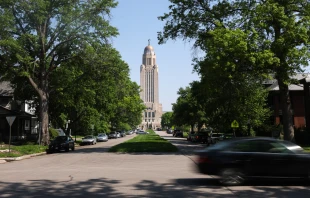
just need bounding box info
[144,45,155,55]
[144,39,155,55]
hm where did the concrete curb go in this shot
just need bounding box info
[0,152,47,163]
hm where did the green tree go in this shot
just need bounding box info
[0,0,118,144]
[172,85,206,132]
[161,112,173,129]
[158,0,310,142]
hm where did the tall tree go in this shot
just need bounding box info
[161,112,173,129]
[158,0,310,142]
[0,0,118,144]
[172,85,206,132]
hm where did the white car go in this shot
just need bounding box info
[136,130,149,134]
[81,135,97,145]
[97,133,108,142]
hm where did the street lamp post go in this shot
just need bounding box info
[66,120,71,136]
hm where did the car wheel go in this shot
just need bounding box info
[219,168,245,186]
[71,146,75,151]
[65,147,69,152]
[92,141,95,145]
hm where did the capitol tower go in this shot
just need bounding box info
[139,40,162,130]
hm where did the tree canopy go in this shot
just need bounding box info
[158,0,310,141]
[0,0,144,144]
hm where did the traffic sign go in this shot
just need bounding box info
[6,116,16,126]
[231,120,239,128]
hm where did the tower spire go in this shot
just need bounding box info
[148,39,150,46]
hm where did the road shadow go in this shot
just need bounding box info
[1,177,310,198]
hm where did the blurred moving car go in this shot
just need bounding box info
[48,136,75,153]
[136,130,149,134]
[81,135,97,145]
[108,132,118,139]
[97,133,108,142]
[195,137,310,185]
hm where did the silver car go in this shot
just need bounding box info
[81,135,97,145]
[136,130,149,135]
[97,133,108,142]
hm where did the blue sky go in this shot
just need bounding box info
[110,0,200,112]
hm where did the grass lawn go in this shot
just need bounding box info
[0,144,47,158]
[109,129,178,153]
[302,146,310,152]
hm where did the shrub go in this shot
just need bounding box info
[49,128,59,140]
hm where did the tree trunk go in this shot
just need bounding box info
[28,76,50,145]
[39,92,49,145]
[278,79,295,142]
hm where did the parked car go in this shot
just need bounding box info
[173,129,184,137]
[108,132,118,139]
[136,130,149,134]
[191,132,210,144]
[116,132,121,138]
[194,137,310,186]
[187,131,196,141]
[97,133,108,142]
[119,131,127,137]
[55,128,66,136]
[166,129,173,134]
[81,135,97,145]
[47,136,75,153]
[210,133,224,144]
[126,130,134,135]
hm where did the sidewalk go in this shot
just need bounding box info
[0,152,47,164]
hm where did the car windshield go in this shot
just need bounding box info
[84,136,93,139]
[212,134,222,137]
[98,134,105,137]
[281,140,305,153]
[206,140,232,150]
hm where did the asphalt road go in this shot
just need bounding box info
[0,131,309,198]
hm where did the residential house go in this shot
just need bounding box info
[263,73,309,128]
[0,81,38,142]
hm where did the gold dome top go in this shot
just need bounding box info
[144,39,155,55]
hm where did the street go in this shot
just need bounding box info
[0,131,309,198]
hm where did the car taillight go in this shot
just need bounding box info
[197,156,210,163]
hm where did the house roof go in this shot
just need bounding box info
[265,73,310,91]
[0,105,35,118]
[0,81,13,97]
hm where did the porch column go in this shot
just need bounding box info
[300,77,310,128]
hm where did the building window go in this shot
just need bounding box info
[152,112,155,117]
[145,119,147,122]
[148,112,151,117]
[145,112,147,118]
[147,58,151,65]
[149,119,151,122]
[153,58,155,65]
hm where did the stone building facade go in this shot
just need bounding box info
[139,40,162,130]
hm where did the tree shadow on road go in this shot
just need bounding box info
[1,177,310,198]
